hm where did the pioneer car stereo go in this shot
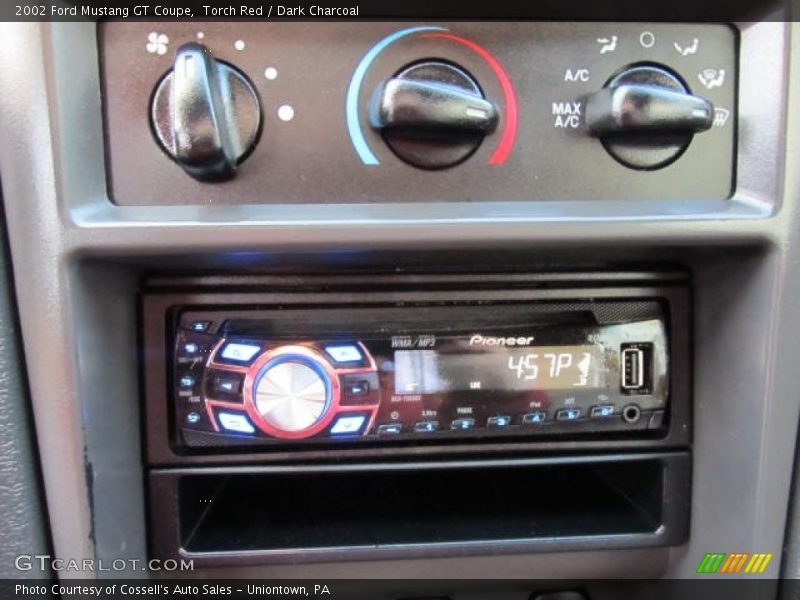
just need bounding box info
[142,274,690,463]
[171,305,667,447]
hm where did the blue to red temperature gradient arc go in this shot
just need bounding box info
[345,26,518,166]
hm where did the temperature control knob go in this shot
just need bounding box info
[583,64,714,170]
[369,61,498,169]
[150,43,262,182]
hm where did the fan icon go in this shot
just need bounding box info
[145,32,169,55]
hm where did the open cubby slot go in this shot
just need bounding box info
[171,455,685,555]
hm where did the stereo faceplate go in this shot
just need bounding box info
[173,304,668,449]
[142,275,690,465]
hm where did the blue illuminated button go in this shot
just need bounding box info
[179,374,195,388]
[325,344,363,363]
[189,321,210,333]
[218,411,256,434]
[487,415,512,428]
[522,412,547,425]
[377,423,403,435]
[451,418,475,430]
[220,342,261,363]
[414,421,439,433]
[330,415,367,435]
[590,405,615,419]
[186,412,201,425]
[557,408,581,421]
[183,342,199,355]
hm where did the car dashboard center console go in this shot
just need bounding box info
[1,4,797,588]
[104,21,716,565]
[104,16,741,573]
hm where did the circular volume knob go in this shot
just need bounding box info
[151,43,262,182]
[247,347,340,439]
[369,60,499,169]
[583,64,714,170]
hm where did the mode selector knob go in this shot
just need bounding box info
[369,61,499,169]
[246,346,340,440]
[583,64,714,170]
[150,43,262,182]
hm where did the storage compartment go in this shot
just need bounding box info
[149,452,690,565]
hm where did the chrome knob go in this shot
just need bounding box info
[253,356,331,434]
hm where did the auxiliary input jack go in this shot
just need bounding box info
[623,405,642,424]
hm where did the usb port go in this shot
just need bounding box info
[621,343,654,394]
[622,347,644,389]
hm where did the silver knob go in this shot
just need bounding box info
[254,359,330,433]
[150,43,262,182]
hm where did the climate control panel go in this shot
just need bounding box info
[101,22,736,204]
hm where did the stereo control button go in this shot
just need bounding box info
[344,379,370,397]
[188,321,211,333]
[590,405,615,419]
[214,373,243,396]
[487,415,512,428]
[340,373,380,406]
[414,421,439,433]
[186,412,201,425]
[179,374,196,389]
[377,423,403,435]
[220,342,262,364]
[325,344,363,363]
[330,415,367,435]
[217,411,256,434]
[522,412,547,425]
[556,408,581,421]
[254,357,330,433]
[451,418,475,431]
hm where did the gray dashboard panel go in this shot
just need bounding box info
[0,203,51,578]
[0,11,796,591]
